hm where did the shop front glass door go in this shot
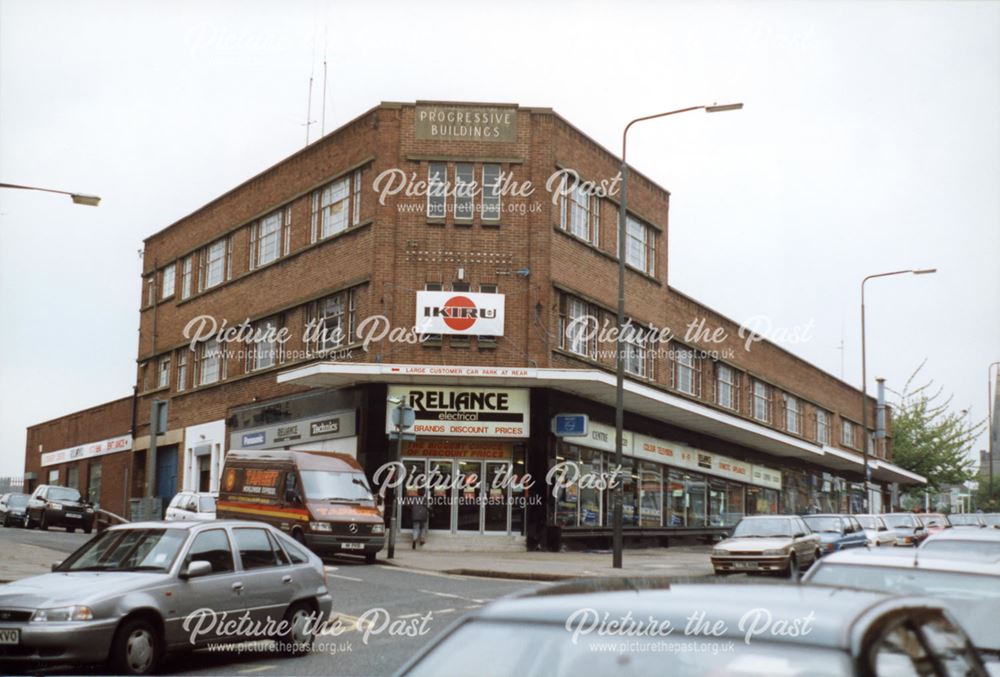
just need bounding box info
[428,460,453,530]
[483,462,509,532]
[457,460,482,531]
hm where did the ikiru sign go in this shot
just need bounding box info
[386,385,529,438]
[416,291,505,336]
[415,105,517,142]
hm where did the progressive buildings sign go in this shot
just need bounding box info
[386,385,529,438]
[416,291,505,336]
[414,105,517,142]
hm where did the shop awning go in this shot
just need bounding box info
[277,362,926,486]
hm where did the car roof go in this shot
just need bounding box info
[740,514,795,520]
[923,530,1000,543]
[816,548,1000,574]
[226,448,362,471]
[804,514,848,518]
[473,581,924,650]
[108,519,273,531]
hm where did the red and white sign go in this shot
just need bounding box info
[40,434,133,468]
[416,291,505,336]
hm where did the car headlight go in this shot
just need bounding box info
[46,502,63,511]
[310,521,332,532]
[762,549,786,556]
[85,508,94,513]
[712,548,729,556]
[31,605,94,622]
[371,524,385,534]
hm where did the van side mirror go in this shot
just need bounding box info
[180,560,212,579]
[284,490,301,505]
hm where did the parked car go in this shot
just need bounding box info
[803,548,1000,674]
[711,515,821,576]
[396,578,987,676]
[984,513,1000,529]
[23,485,94,533]
[919,529,1000,562]
[0,493,29,528]
[917,512,952,535]
[165,491,217,521]
[217,449,385,563]
[0,520,332,674]
[949,513,987,529]
[854,514,898,547]
[880,512,927,546]
[801,514,868,554]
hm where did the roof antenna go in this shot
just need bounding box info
[320,23,328,137]
[303,19,318,145]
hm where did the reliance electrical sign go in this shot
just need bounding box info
[386,385,529,438]
[416,291,505,336]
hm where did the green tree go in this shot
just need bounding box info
[889,362,984,497]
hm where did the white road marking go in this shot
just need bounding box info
[377,565,468,580]
[237,665,275,674]
[419,589,488,604]
[326,573,364,582]
[397,613,423,619]
[436,608,455,614]
[464,604,482,609]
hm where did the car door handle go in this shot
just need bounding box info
[282,575,293,584]
[231,582,244,593]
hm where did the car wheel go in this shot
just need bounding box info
[84,525,93,534]
[110,616,162,675]
[22,513,31,529]
[786,554,798,579]
[39,513,49,531]
[277,601,316,657]
[364,552,377,565]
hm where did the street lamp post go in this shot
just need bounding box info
[387,396,414,560]
[613,102,743,569]
[0,182,101,206]
[860,268,936,512]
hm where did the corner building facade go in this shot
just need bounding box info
[37,100,925,550]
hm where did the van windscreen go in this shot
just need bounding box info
[301,471,374,503]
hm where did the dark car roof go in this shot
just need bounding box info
[475,582,898,649]
[804,514,848,519]
[108,519,277,531]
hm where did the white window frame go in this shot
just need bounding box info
[842,419,855,448]
[673,345,700,396]
[752,380,771,423]
[157,355,171,389]
[716,364,738,410]
[623,326,650,378]
[176,351,188,392]
[161,264,175,300]
[202,239,227,290]
[563,296,593,358]
[251,210,284,269]
[181,256,193,300]
[313,176,352,240]
[816,410,830,445]
[455,163,475,221]
[481,164,501,221]
[247,317,280,371]
[785,394,801,434]
[427,163,447,220]
[561,179,600,245]
[311,289,355,354]
[620,214,655,275]
[198,338,222,386]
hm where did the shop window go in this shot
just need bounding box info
[580,447,604,527]
[48,469,59,485]
[604,456,638,527]
[639,463,662,527]
[746,486,780,515]
[554,445,581,527]
[666,469,707,527]
[87,462,102,507]
[66,466,79,491]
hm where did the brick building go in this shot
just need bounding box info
[26,100,924,549]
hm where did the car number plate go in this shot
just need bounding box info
[341,543,365,550]
[0,629,19,645]
[66,513,81,518]
[734,561,758,570]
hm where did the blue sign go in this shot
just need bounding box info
[241,431,266,447]
[552,414,588,437]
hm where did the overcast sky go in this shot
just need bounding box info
[1,0,997,477]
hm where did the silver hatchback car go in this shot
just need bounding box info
[0,520,333,674]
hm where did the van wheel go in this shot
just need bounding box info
[278,601,315,657]
[365,552,377,565]
[110,616,162,675]
[291,529,306,545]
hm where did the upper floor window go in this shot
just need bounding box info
[181,256,194,300]
[841,419,856,448]
[478,284,498,346]
[161,264,176,300]
[176,351,188,392]
[309,288,357,354]
[427,163,447,220]
[560,178,600,246]
[145,276,155,307]
[157,355,171,389]
[196,338,223,386]
[455,163,475,221]
[620,214,656,275]
[250,208,290,269]
[559,294,597,359]
[673,345,701,396]
[752,380,771,423]
[716,364,739,411]
[785,394,801,434]
[481,164,501,221]
[312,169,363,241]
[199,237,231,291]
[816,409,831,445]
[246,316,282,371]
[624,326,652,379]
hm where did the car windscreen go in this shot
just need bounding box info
[882,514,916,528]
[404,620,853,677]
[301,470,374,503]
[920,540,1000,561]
[199,495,216,512]
[948,515,980,526]
[58,528,187,572]
[803,517,843,533]
[856,516,877,529]
[732,518,793,538]
[48,486,82,502]
[6,494,28,507]
[984,515,1000,526]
